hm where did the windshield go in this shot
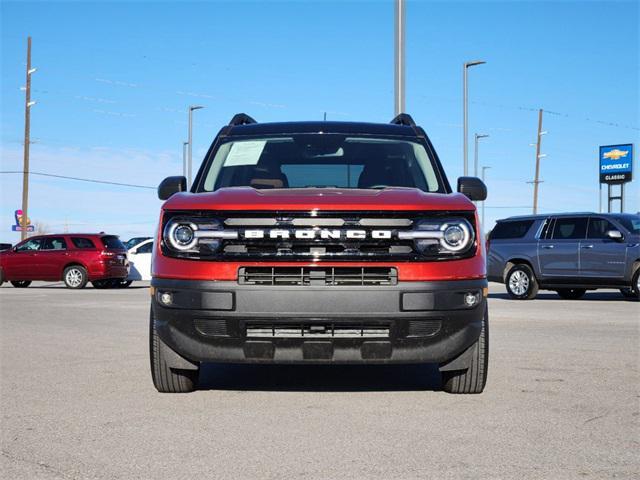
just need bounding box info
[125,237,151,249]
[615,214,640,234]
[199,135,443,193]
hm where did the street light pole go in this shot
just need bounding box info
[187,105,204,189]
[474,133,489,178]
[463,60,486,176]
[394,0,406,116]
[182,141,188,178]
[482,166,491,232]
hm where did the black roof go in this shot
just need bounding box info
[224,121,419,137]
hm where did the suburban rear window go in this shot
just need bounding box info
[71,237,95,249]
[489,220,535,240]
[101,236,126,250]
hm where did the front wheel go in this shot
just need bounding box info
[556,288,586,300]
[505,264,539,300]
[11,280,31,288]
[63,266,88,289]
[117,280,133,288]
[441,305,489,394]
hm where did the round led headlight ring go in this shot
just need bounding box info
[165,220,198,251]
[440,221,473,252]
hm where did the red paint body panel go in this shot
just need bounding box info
[162,187,476,212]
[152,190,486,282]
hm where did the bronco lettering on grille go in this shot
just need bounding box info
[242,229,393,240]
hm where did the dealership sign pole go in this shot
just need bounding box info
[599,144,633,213]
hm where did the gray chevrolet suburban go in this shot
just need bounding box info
[487,213,640,300]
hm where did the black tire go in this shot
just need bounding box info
[150,309,199,393]
[505,264,539,300]
[625,269,640,301]
[556,288,586,300]
[11,280,31,288]
[117,280,133,288]
[442,305,489,394]
[63,265,88,289]
[92,279,116,289]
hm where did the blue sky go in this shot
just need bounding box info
[1,0,638,243]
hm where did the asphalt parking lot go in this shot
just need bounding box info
[1,282,638,479]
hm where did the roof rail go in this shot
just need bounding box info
[228,113,257,126]
[390,113,416,127]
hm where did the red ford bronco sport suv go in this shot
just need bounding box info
[150,113,488,394]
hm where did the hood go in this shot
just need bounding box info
[162,187,475,212]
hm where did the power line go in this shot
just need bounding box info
[0,171,155,189]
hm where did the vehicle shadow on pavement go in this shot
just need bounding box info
[198,363,443,392]
[0,283,149,289]
[488,292,632,302]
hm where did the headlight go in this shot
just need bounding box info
[166,221,198,251]
[162,216,232,256]
[441,222,472,252]
[401,218,475,256]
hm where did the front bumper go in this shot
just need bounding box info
[151,278,487,365]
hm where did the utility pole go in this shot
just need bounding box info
[21,37,35,241]
[531,109,545,214]
[394,0,405,115]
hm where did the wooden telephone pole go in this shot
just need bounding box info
[531,109,544,215]
[21,37,33,240]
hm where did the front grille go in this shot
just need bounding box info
[246,322,390,338]
[221,213,417,260]
[238,267,398,286]
[162,210,477,261]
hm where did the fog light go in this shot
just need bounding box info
[464,291,480,307]
[160,292,173,305]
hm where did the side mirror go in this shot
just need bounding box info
[606,230,623,241]
[158,176,187,200]
[457,176,487,201]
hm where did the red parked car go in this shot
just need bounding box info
[0,233,129,289]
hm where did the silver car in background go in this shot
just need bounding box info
[487,213,640,300]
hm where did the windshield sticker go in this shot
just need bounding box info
[224,141,266,167]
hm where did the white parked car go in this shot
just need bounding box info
[127,239,153,281]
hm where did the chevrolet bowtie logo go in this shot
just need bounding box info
[603,149,629,161]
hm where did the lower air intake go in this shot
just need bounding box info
[246,322,390,338]
[239,267,398,286]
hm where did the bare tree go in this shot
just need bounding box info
[29,222,50,237]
